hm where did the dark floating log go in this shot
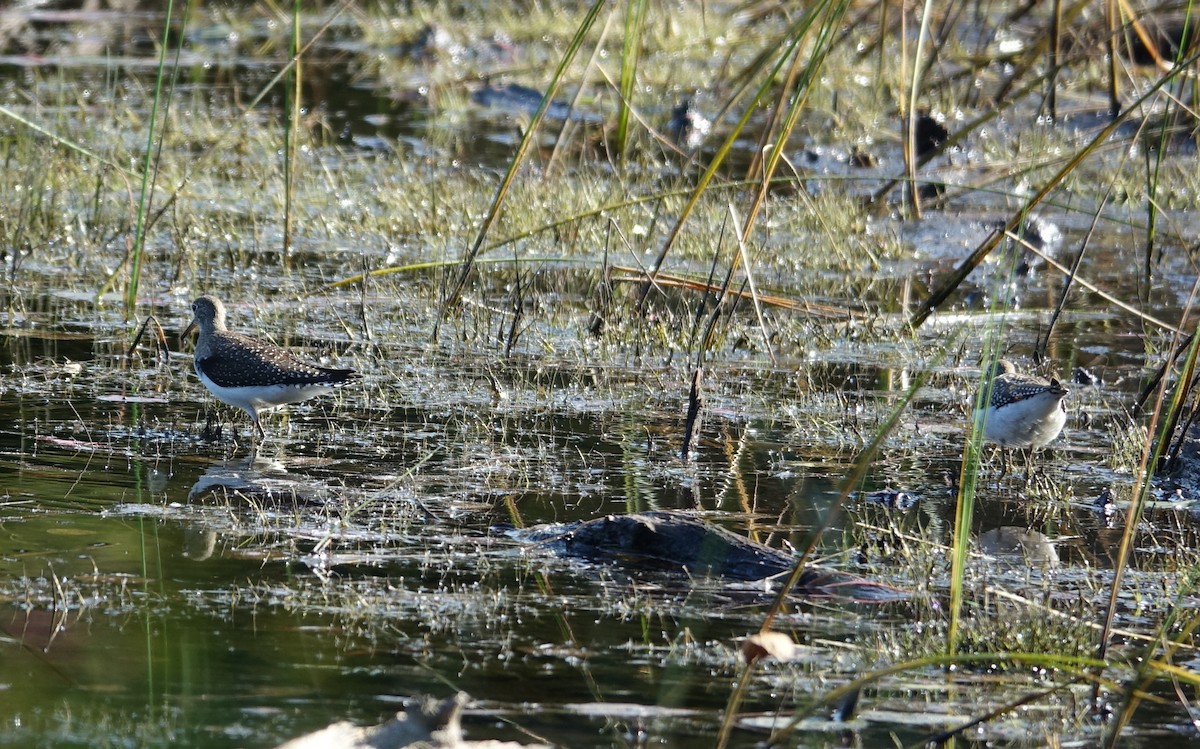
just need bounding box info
[534,511,908,603]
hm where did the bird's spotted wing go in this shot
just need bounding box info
[198,334,354,388]
[992,374,1066,409]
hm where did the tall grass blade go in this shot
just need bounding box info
[1049,0,1063,120]
[615,0,648,158]
[1033,198,1107,361]
[125,0,179,316]
[1106,568,1200,744]
[719,364,933,749]
[441,0,606,318]
[107,1,352,303]
[947,254,1015,652]
[760,366,933,631]
[1096,285,1200,740]
[904,0,936,217]
[1105,0,1121,116]
[908,46,1200,330]
[768,653,1106,745]
[284,0,303,263]
[636,3,838,312]
[737,0,848,244]
[1143,4,1197,278]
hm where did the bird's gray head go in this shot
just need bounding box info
[184,294,227,337]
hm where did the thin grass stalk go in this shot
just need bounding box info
[873,59,1061,206]
[743,34,805,184]
[441,0,606,319]
[1165,390,1200,467]
[740,0,848,182]
[727,205,773,363]
[635,5,832,312]
[738,0,848,243]
[908,46,1200,330]
[696,248,741,362]
[920,681,1082,746]
[1106,568,1200,741]
[879,0,1109,207]
[1142,641,1200,688]
[283,0,302,262]
[947,255,1016,652]
[758,363,939,636]
[1144,123,1170,279]
[1106,0,1121,116]
[1033,196,1109,361]
[898,3,907,179]
[332,256,608,290]
[1133,241,1200,419]
[923,1,963,82]
[125,0,177,316]
[614,0,648,158]
[687,213,731,361]
[548,13,613,175]
[0,107,124,172]
[96,0,350,305]
[705,46,781,139]
[713,659,751,749]
[139,2,351,255]
[1145,0,1197,276]
[1049,0,1063,119]
[1144,276,1200,466]
[947,434,980,654]
[332,178,777,288]
[874,0,887,103]
[725,368,933,749]
[0,93,138,302]
[716,2,844,135]
[991,0,1092,108]
[904,0,936,217]
[103,0,194,304]
[1019,231,1180,334]
[766,653,1108,746]
[1095,309,1200,737]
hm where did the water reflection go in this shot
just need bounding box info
[187,453,295,502]
[978,526,1059,567]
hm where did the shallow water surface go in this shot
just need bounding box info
[1,298,1197,748]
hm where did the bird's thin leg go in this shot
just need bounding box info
[253,419,266,442]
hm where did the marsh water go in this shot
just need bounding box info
[3,3,1200,748]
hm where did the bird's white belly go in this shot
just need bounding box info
[197,369,334,415]
[976,394,1067,449]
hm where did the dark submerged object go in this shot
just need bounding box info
[471,83,603,124]
[914,111,949,157]
[1074,366,1101,387]
[535,511,907,602]
[667,100,711,149]
[861,488,919,510]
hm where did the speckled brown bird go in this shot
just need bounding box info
[182,294,358,441]
[974,359,1068,449]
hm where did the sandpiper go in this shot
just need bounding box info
[183,294,358,441]
[974,359,1068,450]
